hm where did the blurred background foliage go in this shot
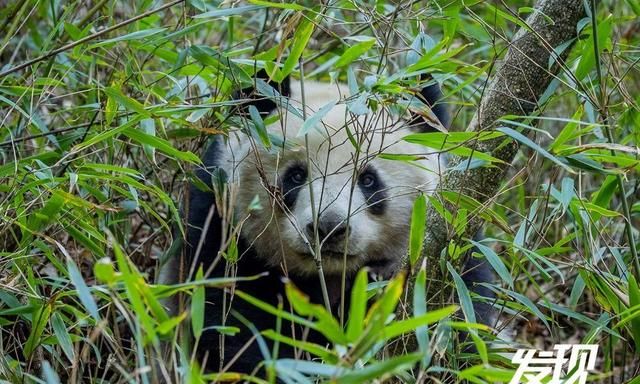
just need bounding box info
[0,0,639,383]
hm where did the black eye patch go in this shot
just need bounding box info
[280,163,307,209]
[358,166,387,215]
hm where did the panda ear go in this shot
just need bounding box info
[236,69,291,116]
[409,80,449,133]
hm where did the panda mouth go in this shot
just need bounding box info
[320,251,353,260]
[300,251,355,260]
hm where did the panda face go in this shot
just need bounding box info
[217,80,442,275]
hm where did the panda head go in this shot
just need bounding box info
[215,77,446,276]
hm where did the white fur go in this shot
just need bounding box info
[213,80,443,275]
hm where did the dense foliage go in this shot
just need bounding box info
[0,0,639,383]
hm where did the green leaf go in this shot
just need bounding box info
[92,27,167,47]
[157,312,188,335]
[497,126,573,172]
[337,353,422,383]
[51,313,75,362]
[347,92,369,115]
[298,100,336,137]
[0,94,31,120]
[347,66,358,94]
[285,283,347,344]
[73,115,144,153]
[24,303,52,358]
[108,230,158,344]
[67,258,100,321]
[413,262,430,366]
[569,274,586,309]
[235,290,316,329]
[193,5,264,18]
[550,106,584,152]
[365,272,405,327]
[626,0,640,15]
[275,359,339,378]
[576,201,621,217]
[628,275,640,351]
[247,0,309,10]
[447,262,475,323]
[335,38,376,68]
[192,267,205,339]
[103,87,150,117]
[591,174,617,210]
[408,194,426,269]
[248,105,271,149]
[152,275,261,298]
[204,325,240,336]
[122,126,200,163]
[404,131,505,164]
[379,153,425,162]
[262,330,337,362]
[26,191,65,236]
[94,258,116,284]
[469,329,489,365]
[564,154,614,174]
[189,45,224,68]
[346,268,368,342]
[66,225,105,258]
[279,17,315,81]
[541,301,618,337]
[140,118,156,160]
[575,15,612,80]
[381,306,458,339]
[470,240,514,288]
[41,361,61,384]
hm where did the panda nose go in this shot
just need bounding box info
[306,218,349,244]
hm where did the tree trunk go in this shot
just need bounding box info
[395,0,587,351]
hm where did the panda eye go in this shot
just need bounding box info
[289,168,307,185]
[359,172,377,188]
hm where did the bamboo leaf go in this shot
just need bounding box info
[66,258,100,321]
[346,268,368,342]
[24,303,52,358]
[470,240,514,288]
[497,126,573,172]
[627,275,640,351]
[409,194,426,269]
[279,17,315,81]
[103,87,150,116]
[51,313,75,363]
[92,28,167,47]
[191,267,205,339]
[298,101,336,137]
[335,38,376,68]
[193,5,264,18]
[447,262,476,323]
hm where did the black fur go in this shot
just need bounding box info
[236,68,291,116]
[280,162,307,210]
[358,166,387,216]
[184,76,494,374]
[409,78,450,132]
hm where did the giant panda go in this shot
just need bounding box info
[176,71,494,374]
